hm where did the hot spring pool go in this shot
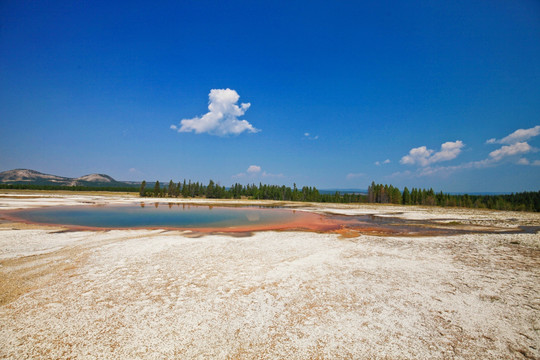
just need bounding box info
[6,203,313,230]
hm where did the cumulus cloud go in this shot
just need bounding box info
[171,89,259,136]
[400,146,432,166]
[487,125,540,144]
[247,165,261,174]
[375,159,391,166]
[393,127,540,177]
[485,126,539,166]
[400,141,464,166]
[488,142,533,161]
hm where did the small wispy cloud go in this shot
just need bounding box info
[262,171,284,178]
[128,168,145,176]
[375,159,391,166]
[346,173,365,180]
[171,89,259,136]
[517,158,540,166]
[304,132,319,140]
[232,165,283,180]
[400,141,464,167]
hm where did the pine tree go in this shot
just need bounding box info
[154,181,160,197]
[402,187,411,205]
[139,180,146,197]
[168,180,175,197]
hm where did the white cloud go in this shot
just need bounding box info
[232,165,283,180]
[304,132,319,140]
[383,159,391,164]
[231,172,246,179]
[375,159,391,166]
[400,146,433,166]
[247,165,261,174]
[488,125,540,144]
[516,158,540,166]
[400,141,464,166]
[171,89,259,136]
[429,141,465,163]
[393,128,539,177]
[489,142,533,161]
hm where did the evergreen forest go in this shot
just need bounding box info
[138,180,540,212]
[1,181,538,212]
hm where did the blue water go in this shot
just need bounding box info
[10,203,299,229]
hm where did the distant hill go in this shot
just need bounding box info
[0,169,137,187]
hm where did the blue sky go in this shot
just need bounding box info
[1,0,539,192]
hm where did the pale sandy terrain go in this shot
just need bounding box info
[0,193,539,359]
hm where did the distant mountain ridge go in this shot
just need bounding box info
[0,169,135,187]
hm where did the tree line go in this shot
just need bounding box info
[367,182,540,212]
[139,180,362,203]
[140,179,539,212]
[2,180,537,212]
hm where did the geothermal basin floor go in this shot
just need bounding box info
[0,193,539,359]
